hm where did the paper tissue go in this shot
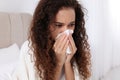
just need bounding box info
[56,29,73,54]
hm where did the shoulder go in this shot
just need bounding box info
[20,40,35,63]
[20,40,30,53]
[12,40,41,80]
[20,40,32,55]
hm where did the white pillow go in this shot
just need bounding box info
[0,43,20,80]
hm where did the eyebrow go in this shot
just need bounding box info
[54,21,75,24]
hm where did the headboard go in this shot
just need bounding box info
[0,12,32,48]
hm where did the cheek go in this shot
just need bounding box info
[72,26,75,32]
[49,26,62,40]
[51,30,60,40]
[72,26,75,30]
[49,26,56,39]
[71,27,75,31]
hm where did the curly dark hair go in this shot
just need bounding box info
[28,0,91,80]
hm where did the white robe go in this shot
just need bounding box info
[11,40,81,80]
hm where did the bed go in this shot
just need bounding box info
[1,12,120,80]
[0,12,32,80]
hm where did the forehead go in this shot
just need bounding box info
[55,8,75,23]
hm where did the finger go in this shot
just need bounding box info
[58,34,69,51]
[55,34,68,53]
[69,35,77,53]
[68,43,73,54]
[56,34,68,51]
[54,34,66,49]
[53,34,68,54]
[63,40,69,53]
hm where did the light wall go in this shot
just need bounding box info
[0,0,120,80]
[0,0,39,14]
[82,0,120,79]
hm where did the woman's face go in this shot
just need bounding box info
[50,8,75,40]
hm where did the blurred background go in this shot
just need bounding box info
[0,0,120,80]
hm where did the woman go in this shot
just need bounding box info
[12,0,91,80]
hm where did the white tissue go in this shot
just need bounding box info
[56,29,73,54]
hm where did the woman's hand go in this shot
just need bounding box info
[65,34,77,64]
[64,34,76,80]
[53,33,69,66]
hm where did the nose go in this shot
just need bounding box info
[61,25,68,32]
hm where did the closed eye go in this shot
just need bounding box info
[69,23,75,27]
[55,24,63,27]
[54,22,63,28]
